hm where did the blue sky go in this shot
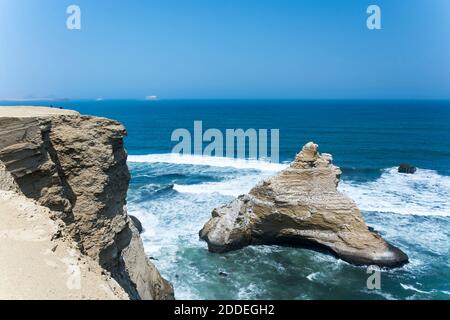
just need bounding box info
[0,0,449,99]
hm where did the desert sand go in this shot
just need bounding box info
[0,190,128,300]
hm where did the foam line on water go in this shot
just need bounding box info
[400,284,430,294]
[173,172,272,197]
[128,153,288,172]
[339,167,450,217]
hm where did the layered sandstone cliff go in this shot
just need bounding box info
[0,107,173,300]
[200,142,408,267]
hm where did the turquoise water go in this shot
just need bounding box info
[2,100,449,299]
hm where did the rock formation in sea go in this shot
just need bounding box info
[0,107,173,300]
[398,163,417,174]
[200,142,408,268]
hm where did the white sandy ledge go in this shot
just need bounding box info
[0,106,79,118]
[0,190,129,300]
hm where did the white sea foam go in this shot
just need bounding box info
[339,167,450,217]
[237,283,264,300]
[128,153,288,172]
[306,272,321,281]
[173,172,272,197]
[400,283,430,294]
[127,191,227,259]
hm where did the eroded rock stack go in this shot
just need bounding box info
[200,142,408,268]
[0,107,173,300]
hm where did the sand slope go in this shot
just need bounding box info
[0,191,129,300]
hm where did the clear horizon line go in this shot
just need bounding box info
[1,97,450,102]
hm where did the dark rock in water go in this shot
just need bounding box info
[218,271,228,277]
[398,164,417,174]
[129,215,144,234]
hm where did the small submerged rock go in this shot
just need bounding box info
[200,142,409,268]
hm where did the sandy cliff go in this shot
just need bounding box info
[200,142,408,267]
[0,107,173,300]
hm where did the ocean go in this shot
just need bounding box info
[3,100,449,300]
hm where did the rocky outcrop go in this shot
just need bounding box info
[200,142,408,268]
[0,107,173,300]
[129,215,144,234]
[398,164,416,174]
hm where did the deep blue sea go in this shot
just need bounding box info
[2,100,449,299]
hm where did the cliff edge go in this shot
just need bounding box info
[200,142,408,268]
[0,107,174,300]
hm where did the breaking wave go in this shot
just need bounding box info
[128,153,288,172]
[339,167,450,217]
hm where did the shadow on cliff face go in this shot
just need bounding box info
[41,129,79,221]
[99,224,138,299]
[0,119,78,224]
